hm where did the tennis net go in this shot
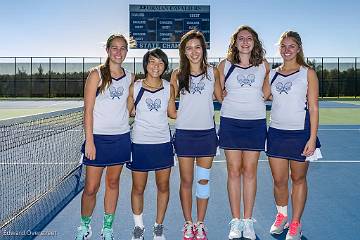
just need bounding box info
[0,107,85,239]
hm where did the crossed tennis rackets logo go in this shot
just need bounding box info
[109,86,124,99]
[190,79,205,94]
[275,82,293,94]
[145,98,161,111]
[237,74,256,87]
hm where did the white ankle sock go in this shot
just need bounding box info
[133,213,144,228]
[276,205,288,216]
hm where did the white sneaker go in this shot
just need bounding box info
[131,226,145,240]
[270,213,288,235]
[101,228,114,240]
[242,218,256,240]
[153,224,166,240]
[228,218,243,239]
[75,225,92,240]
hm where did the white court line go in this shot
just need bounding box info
[212,159,360,163]
[4,129,358,132]
[1,129,83,132]
[2,160,360,165]
[42,102,62,108]
[0,162,78,165]
[318,128,360,131]
[5,129,359,132]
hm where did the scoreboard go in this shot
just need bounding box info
[129,5,210,49]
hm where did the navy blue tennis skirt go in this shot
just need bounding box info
[174,128,218,157]
[81,132,131,167]
[218,117,267,151]
[266,127,321,162]
[126,142,174,172]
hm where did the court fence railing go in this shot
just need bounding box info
[0,56,359,98]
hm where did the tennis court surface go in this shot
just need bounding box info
[0,100,359,239]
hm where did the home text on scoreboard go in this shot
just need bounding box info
[129,4,210,49]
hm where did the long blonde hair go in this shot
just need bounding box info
[278,31,309,67]
[98,34,128,93]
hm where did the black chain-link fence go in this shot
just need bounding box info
[0,57,359,98]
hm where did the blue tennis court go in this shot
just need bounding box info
[1,101,359,239]
[40,124,360,240]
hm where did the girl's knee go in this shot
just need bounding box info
[291,173,307,185]
[242,167,257,180]
[84,184,100,196]
[181,176,193,189]
[132,184,146,195]
[228,168,242,178]
[106,177,120,190]
[157,181,170,193]
[273,177,288,188]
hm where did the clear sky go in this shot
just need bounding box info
[0,0,359,58]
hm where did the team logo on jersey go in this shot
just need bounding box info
[275,82,292,94]
[146,98,161,111]
[180,88,187,95]
[237,74,255,87]
[190,79,205,94]
[109,86,124,99]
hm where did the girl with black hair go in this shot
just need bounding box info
[127,48,176,240]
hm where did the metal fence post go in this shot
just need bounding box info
[30,57,33,97]
[133,57,136,74]
[356,57,358,98]
[82,57,85,97]
[14,57,17,97]
[321,57,324,98]
[337,57,340,98]
[64,57,67,98]
[49,57,51,98]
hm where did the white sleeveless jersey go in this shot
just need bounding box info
[93,67,131,135]
[132,79,171,144]
[176,67,215,130]
[221,60,267,119]
[269,66,309,130]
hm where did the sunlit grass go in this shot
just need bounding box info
[0,107,77,120]
[2,102,360,125]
